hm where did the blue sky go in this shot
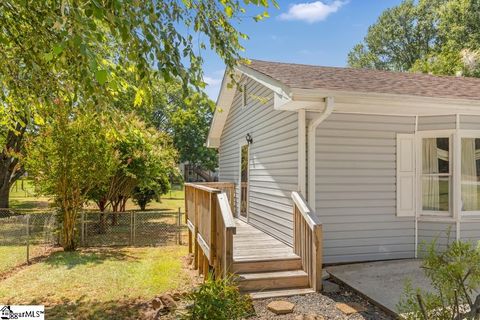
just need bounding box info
[202,0,402,100]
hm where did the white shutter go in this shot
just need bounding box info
[396,134,416,217]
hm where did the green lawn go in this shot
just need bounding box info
[0,246,27,274]
[9,179,52,210]
[9,179,186,212]
[0,246,189,319]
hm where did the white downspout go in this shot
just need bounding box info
[307,97,334,211]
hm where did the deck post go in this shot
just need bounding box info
[193,188,199,270]
[312,224,323,291]
[209,193,217,263]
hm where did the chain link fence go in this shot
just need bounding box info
[79,210,185,247]
[0,209,186,275]
[0,211,58,275]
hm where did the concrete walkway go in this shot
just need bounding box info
[326,259,434,316]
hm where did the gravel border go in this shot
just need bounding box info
[250,282,394,320]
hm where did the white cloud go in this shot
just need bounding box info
[279,1,346,23]
[203,71,225,100]
[203,76,222,86]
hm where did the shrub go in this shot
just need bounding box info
[184,275,254,320]
[398,239,480,319]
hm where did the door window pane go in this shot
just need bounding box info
[240,145,249,218]
[461,138,480,211]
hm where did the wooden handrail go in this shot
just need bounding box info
[292,192,322,228]
[184,183,222,193]
[291,191,323,292]
[217,193,236,231]
[184,182,237,279]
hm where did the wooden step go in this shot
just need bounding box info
[232,257,302,273]
[248,288,316,300]
[237,270,309,291]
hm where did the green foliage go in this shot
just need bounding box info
[185,275,254,320]
[398,239,480,319]
[87,114,178,212]
[26,106,116,250]
[144,81,218,172]
[132,176,171,211]
[0,0,278,128]
[348,0,480,77]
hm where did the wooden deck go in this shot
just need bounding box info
[185,183,323,298]
[233,219,298,262]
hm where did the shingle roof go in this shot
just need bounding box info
[246,59,480,101]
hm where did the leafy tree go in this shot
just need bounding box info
[412,0,480,76]
[146,82,218,175]
[398,239,480,319]
[26,106,116,251]
[0,0,276,207]
[348,0,443,71]
[88,115,177,216]
[132,176,170,211]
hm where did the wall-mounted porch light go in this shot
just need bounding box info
[245,133,253,145]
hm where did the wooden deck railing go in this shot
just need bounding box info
[292,191,323,291]
[184,182,236,278]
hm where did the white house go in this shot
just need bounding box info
[207,59,480,265]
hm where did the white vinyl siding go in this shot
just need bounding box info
[418,221,456,253]
[460,115,480,130]
[218,76,298,245]
[315,113,416,264]
[418,115,457,131]
[460,221,480,244]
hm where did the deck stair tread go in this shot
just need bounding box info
[232,219,314,296]
[238,270,308,280]
[248,288,316,300]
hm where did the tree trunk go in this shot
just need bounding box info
[62,208,77,251]
[0,122,27,209]
[120,197,127,212]
[0,183,10,209]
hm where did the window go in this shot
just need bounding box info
[461,138,480,212]
[242,84,247,107]
[421,137,450,214]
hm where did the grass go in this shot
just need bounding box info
[0,246,189,319]
[8,179,186,212]
[1,182,191,319]
[0,246,27,274]
[9,180,52,210]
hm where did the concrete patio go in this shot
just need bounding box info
[326,259,434,316]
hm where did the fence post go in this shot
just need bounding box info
[26,215,30,265]
[177,208,182,245]
[130,211,135,246]
[81,211,85,246]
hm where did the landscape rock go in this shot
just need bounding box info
[294,314,325,320]
[172,292,183,301]
[151,297,163,310]
[267,300,295,315]
[335,302,367,315]
[159,293,177,311]
[322,280,340,293]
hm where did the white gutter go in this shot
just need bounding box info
[307,97,334,211]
